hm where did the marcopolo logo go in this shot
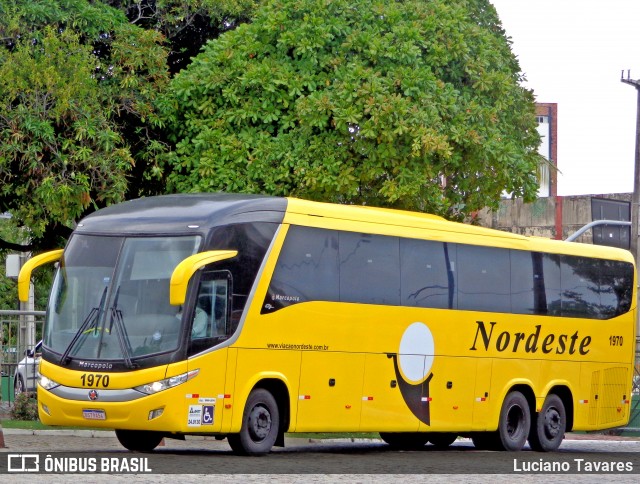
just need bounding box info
[469,320,592,355]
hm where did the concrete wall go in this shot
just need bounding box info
[476,193,632,244]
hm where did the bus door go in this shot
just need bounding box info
[296,351,365,431]
[360,353,419,432]
[471,357,493,430]
[183,270,234,432]
[419,356,476,432]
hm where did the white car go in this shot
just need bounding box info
[14,341,41,396]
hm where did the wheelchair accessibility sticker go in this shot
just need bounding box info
[187,400,216,427]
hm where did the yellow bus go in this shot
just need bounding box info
[19,194,637,454]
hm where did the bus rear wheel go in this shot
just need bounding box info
[228,388,280,456]
[528,394,566,452]
[496,391,531,451]
[115,429,164,452]
[379,432,429,449]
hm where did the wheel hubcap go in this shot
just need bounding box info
[248,404,272,442]
[543,407,561,439]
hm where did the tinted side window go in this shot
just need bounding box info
[401,239,456,309]
[339,232,400,305]
[594,259,634,319]
[534,253,561,316]
[560,256,601,318]
[510,250,536,315]
[457,245,510,312]
[263,226,339,313]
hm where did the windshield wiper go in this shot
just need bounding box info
[107,286,136,369]
[60,286,108,366]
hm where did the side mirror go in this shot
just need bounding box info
[18,249,63,302]
[169,250,238,305]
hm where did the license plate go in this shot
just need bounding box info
[82,409,106,420]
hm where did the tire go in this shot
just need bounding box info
[427,432,457,449]
[495,391,531,451]
[379,432,429,449]
[14,375,25,397]
[528,394,566,452]
[115,429,164,452]
[227,388,280,456]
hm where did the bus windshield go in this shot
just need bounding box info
[44,234,201,364]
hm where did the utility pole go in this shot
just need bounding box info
[621,70,640,263]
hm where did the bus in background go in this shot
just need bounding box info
[19,193,636,454]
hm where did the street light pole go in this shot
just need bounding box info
[621,70,640,263]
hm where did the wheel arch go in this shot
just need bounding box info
[253,378,290,447]
[509,383,537,422]
[234,376,291,447]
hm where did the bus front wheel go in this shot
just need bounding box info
[496,391,531,451]
[528,394,566,452]
[228,388,280,456]
[115,429,164,452]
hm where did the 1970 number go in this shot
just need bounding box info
[80,373,110,388]
[609,335,624,346]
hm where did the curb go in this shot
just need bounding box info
[2,429,639,443]
[2,428,116,438]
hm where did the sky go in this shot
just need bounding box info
[490,0,640,196]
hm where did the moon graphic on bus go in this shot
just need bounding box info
[389,322,435,425]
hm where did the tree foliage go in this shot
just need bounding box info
[105,0,259,73]
[163,0,541,218]
[0,0,169,250]
[0,0,543,258]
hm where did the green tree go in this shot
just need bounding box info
[106,0,260,73]
[162,0,542,219]
[0,0,169,251]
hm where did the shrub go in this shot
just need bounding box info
[11,392,38,421]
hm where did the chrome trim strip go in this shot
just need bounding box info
[50,385,146,402]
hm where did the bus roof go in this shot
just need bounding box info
[74,193,634,264]
[75,193,287,234]
[284,197,636,263]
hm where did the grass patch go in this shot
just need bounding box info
[0,419,104,431]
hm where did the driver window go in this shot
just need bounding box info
[189,271,232,354]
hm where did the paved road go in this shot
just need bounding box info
[0,430,639,482]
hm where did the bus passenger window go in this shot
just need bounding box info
[457,245,510,313]
[263,226,339,313]
[510,250,536,315]
[560,256,600,318]
[339,232,400,306]
[600,260,634,317]
[401,239,456,309]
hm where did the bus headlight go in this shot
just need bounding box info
[39,375,61,391]
[133,369,199,395]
